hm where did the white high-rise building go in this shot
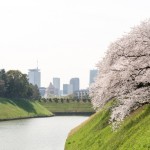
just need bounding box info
[28,68,41,88]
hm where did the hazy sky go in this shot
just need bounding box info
[0,0,149,89]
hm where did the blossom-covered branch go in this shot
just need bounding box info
[90,19,150,126]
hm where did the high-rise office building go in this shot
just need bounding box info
[28,68,41,88]
[89,69,98,85]
[63,84,73,95]
[53,77,60,95]
[70,78,80,92]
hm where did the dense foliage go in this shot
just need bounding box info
[90,20,150,125]
[0,69,40,100]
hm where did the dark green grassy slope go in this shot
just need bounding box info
[0,98,53,120]
[65,101,150,150]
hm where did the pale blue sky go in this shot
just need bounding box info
[0,0,149,89]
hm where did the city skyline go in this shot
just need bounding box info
[0,0,149,89]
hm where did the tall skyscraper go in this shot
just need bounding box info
[53,77,60,96]
[89,69,98,85]
[63,84,73,95]
[28,68,41,88]
[70,78,80,92]
[63,84,68,95]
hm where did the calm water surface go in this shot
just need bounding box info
[0,116,88,150]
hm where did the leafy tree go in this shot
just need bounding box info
[26,83,33,98]
[48,98,52,102]
[0,80,5,96]
[0,69,41,100]
[66,98,70,103]
[29,84,41,100]
[61,98,64,103]
[53,98,58,103]
[6,70,29,98]
[0,69,7,97]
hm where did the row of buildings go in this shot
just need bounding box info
[28,68,98,99]
[41,77,80,98]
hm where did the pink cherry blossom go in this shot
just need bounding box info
[90,19,150,127]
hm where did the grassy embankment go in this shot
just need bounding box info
[65,100,150,150]
[39,100,94,113]
[0,97,53,120]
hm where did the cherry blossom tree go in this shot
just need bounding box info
[90,19,150,126]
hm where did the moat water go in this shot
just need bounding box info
[0,116,88,150]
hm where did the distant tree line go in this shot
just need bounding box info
[0,69,40,100]
[39,97,91,103]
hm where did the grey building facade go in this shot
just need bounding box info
[63,84,73,95]
[74,89,89,99]
[53,77,60,96]
[70,78,80,92]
